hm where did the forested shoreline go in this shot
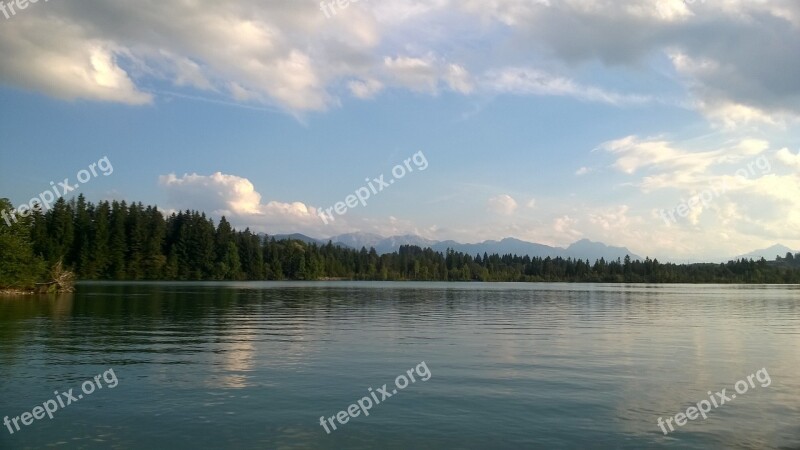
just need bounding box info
[2,195,800,289]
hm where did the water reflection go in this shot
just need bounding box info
[0,282,798,449]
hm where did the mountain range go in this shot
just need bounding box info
[267,233,799,263]
[270,233,641,261]
[733,244,798,261]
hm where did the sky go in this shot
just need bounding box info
[0,0,799,261]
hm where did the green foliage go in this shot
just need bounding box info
[0,198,46,288]
[3,196,800,284]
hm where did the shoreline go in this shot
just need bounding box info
[0,288,34,295]
[73,279,800,285]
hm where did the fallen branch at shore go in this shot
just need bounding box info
[0,260,75,295]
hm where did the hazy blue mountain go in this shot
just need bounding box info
[249,233,796,263]
[328,233,436,254]
[327,234,640,261]
[734,244,797,261]
[330,232,385,251]
[263,233,351,248]
[268,233,324,245]
[564,239,641,261]
[432,238,563,258]
[374,234,439,254]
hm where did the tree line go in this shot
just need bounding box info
[2,195,800,288]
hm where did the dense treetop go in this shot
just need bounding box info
[2,196,800,289]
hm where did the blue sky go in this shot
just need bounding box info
[1,0,799,260]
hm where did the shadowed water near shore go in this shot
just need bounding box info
[1,282,798,449]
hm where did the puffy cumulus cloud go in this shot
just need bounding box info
[0,0,797,122]
[159,172,261,215]
[487,194,518,215]
[0,0,373,111]
[0,0,502,111]
[159,172,326,233]
[0,0,704,114]
[0,17,151,105]
[157,172,440,239]
[6,0,796,121]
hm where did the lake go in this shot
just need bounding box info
[0,282,798,449]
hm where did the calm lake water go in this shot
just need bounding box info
[0,282,798,449]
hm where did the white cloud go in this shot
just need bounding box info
[0,2,343,111]
[553,215,580,237]
[0,18,151,105]
[444,64,474,94]
[487,194,518,215]
[383,55,440,93]
[588,205,632,231]
[461,0,800,124]
[157,171,446,240]
[170,55,214,91]
[0,0,797,120]
[348,79,384,99]
[159,172,324,231]
[670,53,790,128]
[589,132,800,257]
[599,135,770,185]
[482,67,651,105]
[600,135,718,176]
[653,0,695,21]
[775,148,800,170]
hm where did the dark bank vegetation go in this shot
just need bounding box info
[2,196,800,288]
[0,198,74,293]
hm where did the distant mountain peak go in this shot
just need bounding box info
[564,239,640,261]
[241,232,794,263]
[735,244,797,261]
[323,233,642,261]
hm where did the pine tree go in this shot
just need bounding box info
[142,206,166,279]
[214,217,234,279]
[45,198,74,264]
[71,194,93,277]
[125,202,147,279]
[0,198,46,288]
[107,201,128,279]
[89,201,111,279]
